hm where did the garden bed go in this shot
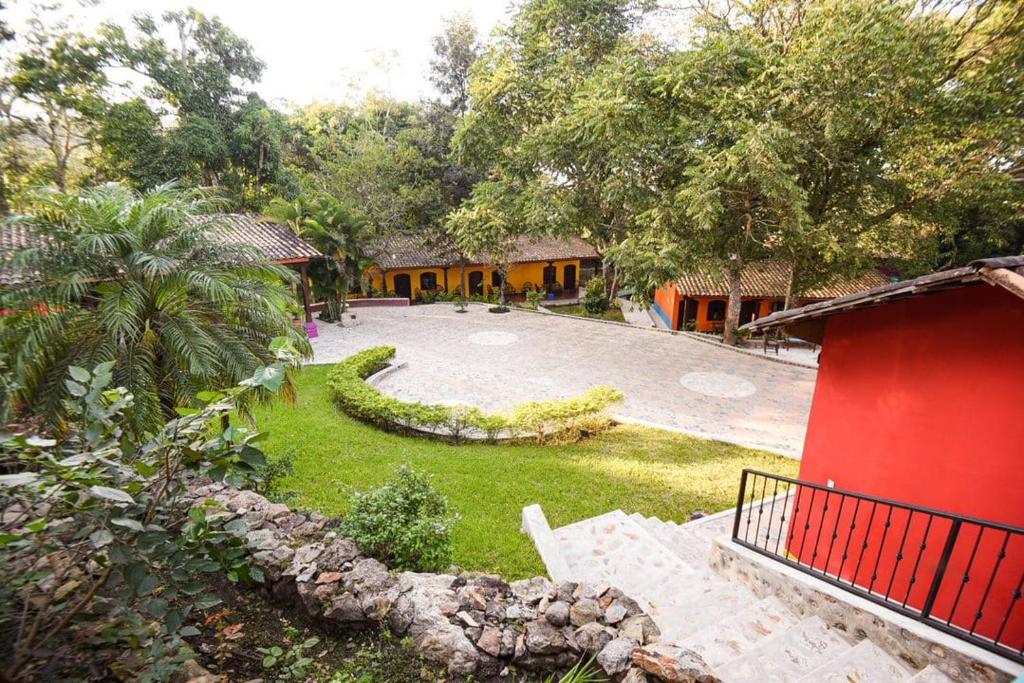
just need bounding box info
[542,303,627,323]
[251,365,801,578]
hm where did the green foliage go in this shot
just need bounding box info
[326,347,623,444]
[546,656,606,683]
[258,627,321,682]
[0,352,293,680]
[340,465,458,572]
[0,183,311,436]
[252,448,299,505]
[525,289,544,309]
[582,277,609,314]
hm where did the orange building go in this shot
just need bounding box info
[652,260,893,332]
[367,235,601,301]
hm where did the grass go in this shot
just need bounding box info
[546,303,627,322]
[251,364,799,579]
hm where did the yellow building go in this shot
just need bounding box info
[366,235,602,301]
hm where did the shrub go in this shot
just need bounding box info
[327,347,624,444]
[525,290,544,309]
[508,386,625,443]
[0,341,300,680]
[340,466,458,572]
[582,277,609,314]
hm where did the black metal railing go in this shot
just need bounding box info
[732,469,1024,663]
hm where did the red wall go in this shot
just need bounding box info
[791,285,1024,646]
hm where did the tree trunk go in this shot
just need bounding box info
[499,269,507,306]
[0,174,8,216]
[723,255,743,345]
[338,266,351,326]
[459,258,467,306]
[784,263,797,311]
[607,262,619,304]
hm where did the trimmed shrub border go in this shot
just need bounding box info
[326,346,624,444]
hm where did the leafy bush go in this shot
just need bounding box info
[340,466,458,572]
[582,277,609,314]
[326,347,624,444]
[0,342,299,681]
[253,448,299,504]
[508,386,625,443]
[525,290,544,309]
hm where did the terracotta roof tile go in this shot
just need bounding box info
[370,234,600,269]
[192,213,321,262]
[675,260,892,299]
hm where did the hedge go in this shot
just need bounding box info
[326,346,624,443]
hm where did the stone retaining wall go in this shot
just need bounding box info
[189,482,718,682]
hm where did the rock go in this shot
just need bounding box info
[456,610,479,628]
[510,576,552,605]
[244,528,279,551]
[620,615,660,645]
[413,624,479,676]
[597,637,637,676]
[316,571,343,584]
[499,629,516,657]
[622,667,650,683]
[544,600,570,627]
[459,586,487,611]
[573,622,615,653]
[471,575,511,598]
[484,600,506,622]
[477,625,502,657]
[318,537,361,572]
[506,603,536,621]
[324,592,365,622]
[524,619,566,655]
[569,598,602,626]
[575,582,608,600]
[632,643,720,682]
[555,581,577,602]
[345,558,395,595]
[689,510,707,521]
[617,594,644,617]
[604,599,629,624]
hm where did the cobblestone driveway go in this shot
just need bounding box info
[309,304,816,456]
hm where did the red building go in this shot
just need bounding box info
[740,256,1024,660]
[652,260,892,332]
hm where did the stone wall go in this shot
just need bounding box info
[190,482,719,682]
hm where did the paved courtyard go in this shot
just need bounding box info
[309,304,817,456]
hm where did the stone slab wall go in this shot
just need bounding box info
[189,482,718,682]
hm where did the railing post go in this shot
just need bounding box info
[921,518,962,618]
[732,469,749,540]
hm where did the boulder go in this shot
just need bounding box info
[324,592,365,622]
[569,598,602,626]
[597,637,637,676]
[544,600,570,627]
[524,619,566,655]
[622,667,650,683]
[413,623,479,676]
[620,614,661,645]
[573,622,616,653]
[604,599,629,624]
[632,643,721,682]
[318,537,361,572]
[510,576,552,605]
[476,625,502,657]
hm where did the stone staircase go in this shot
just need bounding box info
[539,508,957,682]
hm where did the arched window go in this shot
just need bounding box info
[419,271,437,291]
[542,264,557,286]
[706,300,727,321]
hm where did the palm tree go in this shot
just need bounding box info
[265,195,374,324]
[0,183,312,435]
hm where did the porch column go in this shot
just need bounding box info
[297,262,313,323]
[443,267,450,292]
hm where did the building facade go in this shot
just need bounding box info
[652,260,893,332]
[367,235,601,301]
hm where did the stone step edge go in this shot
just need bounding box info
[709,536,1024,682]
[520,503,572,582]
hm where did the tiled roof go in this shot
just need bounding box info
[675,260,893,300]
[743,255,1024,332]
[371,234,600,269]
[193,213,321,262]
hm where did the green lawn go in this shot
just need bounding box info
[251,364,799,579]
[545,303,627,322]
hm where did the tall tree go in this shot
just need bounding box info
[3,6,107,191]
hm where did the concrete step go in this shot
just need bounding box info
[682,596,801,668]
[908,665,955,682]
[714,616,853,683]
[632,513,718,570]
[653,580,756,642]
[551,510,696,619]
[796,639,914,682]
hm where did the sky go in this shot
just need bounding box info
[5,0,516,108]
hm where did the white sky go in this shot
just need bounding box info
[5,0,517,108]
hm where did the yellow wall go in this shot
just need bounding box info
[368,260,583,300]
